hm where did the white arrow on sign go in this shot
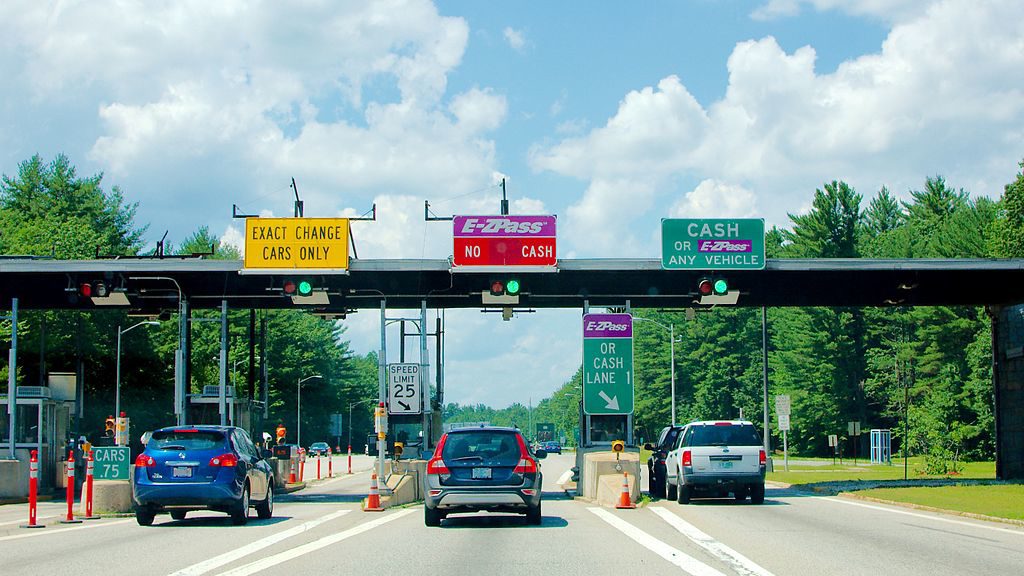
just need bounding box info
[598,391,620,411]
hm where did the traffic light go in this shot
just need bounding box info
[78,281,109,298]
[697,276,728,296]
[282,279,314,297]
[488,278,521,296]
[104,416,115,438]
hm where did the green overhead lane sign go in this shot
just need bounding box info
[662,218,766,270]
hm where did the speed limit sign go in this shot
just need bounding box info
[387,363,422,415]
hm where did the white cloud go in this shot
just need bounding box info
[752,0,931,23]
[670,180,759,219]
[503,26,526,52]
[532,0,1024,241]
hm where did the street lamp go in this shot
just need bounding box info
[632,318,679,426]
[115,321,160,425]
[296,374,322,448]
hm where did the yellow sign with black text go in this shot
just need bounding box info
[244,217,350,270]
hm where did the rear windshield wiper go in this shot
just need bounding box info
[156,444,187,451]
[450,455,483,462]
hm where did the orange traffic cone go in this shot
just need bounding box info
[364,473,384,511]
[288,459,297,484]
[616,472,636,509]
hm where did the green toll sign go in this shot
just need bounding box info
[92,446,130,480]
[661,218,766,270]
[582,313,634,415]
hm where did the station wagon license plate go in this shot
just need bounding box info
[172,466,193,478]
[716,461,733,470]
[472,467,492,479]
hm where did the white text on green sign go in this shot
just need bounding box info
[661,218,766,270]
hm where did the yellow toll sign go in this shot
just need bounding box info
[244,218,350,269]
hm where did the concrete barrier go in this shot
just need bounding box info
[375,459,426,509]
[0,457,29,499]
[93,481,133,514]
[581,451,640,507]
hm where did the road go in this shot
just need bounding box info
[2,452,1022,576]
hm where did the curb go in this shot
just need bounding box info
[838,491,1024,528]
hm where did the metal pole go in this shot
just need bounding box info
[219,300,228,426]
[378,301,387,485]
[670,323,675,426]
[762,306,771,457]
[7,298,18,460]
[115,324,122,423]
[297,377,301,448]
[421,301,430,455]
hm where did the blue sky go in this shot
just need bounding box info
[2,1,1022,407]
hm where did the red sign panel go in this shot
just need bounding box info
[452,215,557,267]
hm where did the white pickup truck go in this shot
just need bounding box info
[664,420,767,504]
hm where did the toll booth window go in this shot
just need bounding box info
[589,415,625,443]
[16,405,39,443]
[0,408,8,443]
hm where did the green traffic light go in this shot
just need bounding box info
[506,279,521,295]
[298,280,313,296]
[713,278,728,295]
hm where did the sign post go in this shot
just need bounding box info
[387,363,422,415]
[775,394,791,471]
[661,218,766,270]
[582,314,634,415]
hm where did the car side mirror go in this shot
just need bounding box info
[535,449,548,460]
[643,443,654,451]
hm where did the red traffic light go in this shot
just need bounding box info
[697,278,714,296]
[490,281,505,296]
[79,283,93,297]
[282,280,297,295]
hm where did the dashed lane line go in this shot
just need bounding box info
[167,510,350,576]
[650,507,775,576]
[212,509,416,576]
[588,507,726,576]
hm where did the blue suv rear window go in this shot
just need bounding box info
[443,432,520,463]
[150,430,226,450]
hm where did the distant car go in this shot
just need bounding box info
[664,420,766,504]
[644,425,684,498]
[541,441,562,454]
[132,425,275,525]
[307,442,331,457]
[423,426,546,526]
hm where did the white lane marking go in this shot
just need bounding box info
[821,497,1024,537]
[651,507,775,576]
[588,507,726,576]
[213,509,415,576]
[0,519,133,542]
[167,510,350,576]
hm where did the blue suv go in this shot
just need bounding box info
[133,426,275,525]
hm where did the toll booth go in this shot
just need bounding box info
[0,374,76,498]
[188,385,256,429]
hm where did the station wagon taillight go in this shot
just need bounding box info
[209,453,239,467]
[759,449,767,465]
[426,434,450,475]
[135,454,155,467]
[682,450,692,467]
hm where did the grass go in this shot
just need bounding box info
[767,456,995,485]
[856,484,1024,521]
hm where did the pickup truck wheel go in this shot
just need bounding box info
[665,474,677,501]
[750,482,765,504]
[677,483,692,504]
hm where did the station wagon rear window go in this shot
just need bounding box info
[442,431,521,463]
[150,430,226,450]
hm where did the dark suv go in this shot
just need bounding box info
[423,426,546,526]
[645,425,683,498]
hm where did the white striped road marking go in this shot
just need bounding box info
[651,507,775,576]
[0,519,133,542]
[822,496,1024,536]
[167,510,350,576]
[213,509,416,576]
[588,508,726,576]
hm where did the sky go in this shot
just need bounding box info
[2,1,1023,408]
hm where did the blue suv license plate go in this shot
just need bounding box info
[173,466,193,478]
[472,467,492,479]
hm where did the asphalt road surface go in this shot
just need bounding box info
[2,452,1022,576]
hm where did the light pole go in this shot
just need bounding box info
[115,321,160,423]
[632,318,679,425]
[348,396,374,474]
[296,374,322,448]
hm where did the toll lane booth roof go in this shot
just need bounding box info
[3,258,1024,312]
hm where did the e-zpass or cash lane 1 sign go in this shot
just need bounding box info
[661,218,765,270]
[582,313,634,415]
